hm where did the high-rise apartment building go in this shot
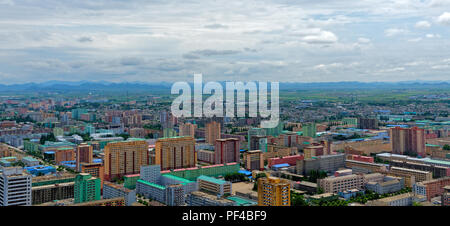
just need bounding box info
[357,118,379,130]
[258,177,290,206]
[179,123,197,138]
[390,127,426,157]
[155,136,196,170]
[104,139,150,181]
[248,128,266,150]
[206,121,221,145]
[243,150,264,171]
[249,135,267,152]
[0,167,32,206]
[214,138,239,164]
[303,123,317,138]
[74,173,101,204]
[76,143,93,171]
[81,162,104,188]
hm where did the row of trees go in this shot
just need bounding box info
[224,173,249,183]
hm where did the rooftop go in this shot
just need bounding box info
[137,179,166,190]
[162,174,194,184]
[197,175,229,185]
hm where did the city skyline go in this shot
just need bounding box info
[1,0,450,84]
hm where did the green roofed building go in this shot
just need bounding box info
[226,196,257,206]
[74,173,101,204]
[197,175,232,196]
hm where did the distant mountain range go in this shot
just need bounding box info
[0,80,449,92]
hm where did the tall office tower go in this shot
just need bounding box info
[155,136,196,170]
[390,127,426,157]
[214,138,240,164]
[257,177,290,206]
[81,162,104,188]
[248,128,266,150]
[76,143,93,171]
[74,173,101,204]
[249,135,267,152]
[357,117,379,130]
[206,121,221,145]
[104,139,150,181]
[243,150,264,171]
[303,122,317,138]
[179,123,197,138]
[0,167,32,206]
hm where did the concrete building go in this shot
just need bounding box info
[103,181,136,206]
[32,182,74,205]
[0,167,32,206]
[205,121,221,145]
[140,165,161,183]
[357,118,378,130]
[214,138,239,164]
[257,177,290,206]
[243,150,264,171]
[72,197,125,206]
[318,174,364,194]
[197,175,231,196]
[302,123,316,138]
[389,159,450,179]
[155,136,196,171]
[179,123,196,138]
[21,156,40,166]
[413,177,450,201]
[297,154,345,175]
[365,176,405,194]
[247,128,266,150]
[76,143,93,171]
[344,159,387,174]
[390,167,432,184]
[130,128,146,138]
[303,145,324,159]
[197,149,215,164]
[80,162,104,188]
[104,139,149,181]
[74,173,101,204]
[187,191,234,206]
[249,135,267,153]
[370,193,425,206]
[390,127,426,157]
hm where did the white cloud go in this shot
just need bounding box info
[415,20,431,28]
[425,33,441,38]
[437,12,450,25]
[358,37,371,43]
[384,28,408,37]
[301,30,338,44]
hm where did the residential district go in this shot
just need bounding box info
[0,92,449,207]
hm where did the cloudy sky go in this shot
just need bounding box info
[1,0,450,84]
